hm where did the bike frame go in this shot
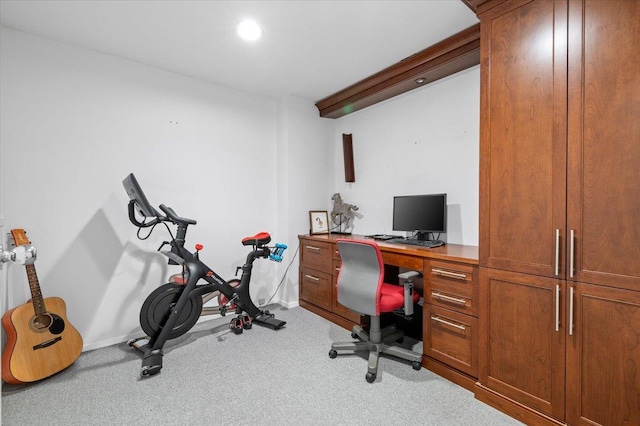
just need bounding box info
[127,200,284,351]
[123,174,285,377]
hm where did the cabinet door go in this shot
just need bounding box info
[479,0,568,278]
[567,0,640,290]
[566,283,640,425]
[479,267,565,420]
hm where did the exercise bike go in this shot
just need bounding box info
[122,173,287,377]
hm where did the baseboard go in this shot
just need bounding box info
[82,330,146,352]
[271,298,298,309]
[474,383,565,426]
[422,356,477,392]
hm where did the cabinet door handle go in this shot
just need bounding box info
[431,316,466,331]
[431,268,467,280]
[555,284,560,332]
[305,245,321,251]
[555,229,560,276]
[569,286,575,336]
[569,229,575,278]
[431,292,467,305]
[304,274,320,281]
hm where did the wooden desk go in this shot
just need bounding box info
[298,234,479,390]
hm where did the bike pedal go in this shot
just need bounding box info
[230,318,243,334]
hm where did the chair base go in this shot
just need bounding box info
[330,316,422,382]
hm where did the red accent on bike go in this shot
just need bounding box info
[169,274,187,285]
[242,232,271,243]
[206,271,213,277]
[195,243,203,251]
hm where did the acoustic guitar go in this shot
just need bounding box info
[1,229,83,384]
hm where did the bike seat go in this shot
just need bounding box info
[242,232,271,246]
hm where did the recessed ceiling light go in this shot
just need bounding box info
[236,19,262,41]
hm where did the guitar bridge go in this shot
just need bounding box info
[33,336,62,350]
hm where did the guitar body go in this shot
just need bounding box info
[2,296,83,384]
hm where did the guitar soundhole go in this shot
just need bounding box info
[30,313,65,335]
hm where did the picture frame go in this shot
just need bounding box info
[309,210,330,235]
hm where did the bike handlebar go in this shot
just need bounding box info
[159,204,197,226]
[128,201,161,228]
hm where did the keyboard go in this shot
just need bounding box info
[386,238,445,248]
[366,234,401,241]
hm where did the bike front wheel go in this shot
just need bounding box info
[140,283,203,340]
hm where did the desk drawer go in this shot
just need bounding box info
[300,240,332,271]
[426,281,476,316]
[428,260,477,287]
[424,304,478,378]
[299,266,331,311]
[381,251,423,270]
[426,260,477,316]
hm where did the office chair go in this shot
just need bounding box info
[328,239,422,383]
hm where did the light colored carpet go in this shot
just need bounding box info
[2,306,521,425]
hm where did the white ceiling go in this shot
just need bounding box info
[0,0,478,102]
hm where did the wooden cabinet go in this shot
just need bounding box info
[566,283,640,426]
[299,234,480,387]
[299,239,333,311]
[424,259,479,380]
[478,0,567,279]
[566,0,640,291]
[298,236,364,329]
[478,0,640,424]
[479,268,566,420]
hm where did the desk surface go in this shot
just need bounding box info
[301,234,478,265]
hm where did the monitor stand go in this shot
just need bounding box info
[415,231,430,241]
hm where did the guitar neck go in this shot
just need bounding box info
[25,264,46,315]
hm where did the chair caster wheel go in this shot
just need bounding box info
[366,372,376,383]
[140,365,160,378]
[412,361,421,371]
[351,331,358,339]
[126,339,136,347]
[328,349,338,359]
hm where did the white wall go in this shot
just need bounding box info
[333,67,480,246]
[0,28,329,350]
[0,26,478,354]
[275,95,334,305]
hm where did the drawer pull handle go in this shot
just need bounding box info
[304,274,320,281]
[431,268,467,280]
[431,316,466,331]
[305,246,321,251]
[432,292,466,305]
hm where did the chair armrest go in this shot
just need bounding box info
[399,271,422,316]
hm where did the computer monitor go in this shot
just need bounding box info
[392,193,447,240]
[122,173,159,218]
